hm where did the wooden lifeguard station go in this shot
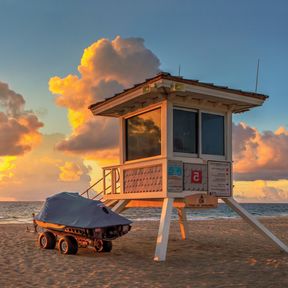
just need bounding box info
[85,72,288,261]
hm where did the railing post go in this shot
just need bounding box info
[111,168,116,194]
[116,168,121,193]
[103,169,106,195]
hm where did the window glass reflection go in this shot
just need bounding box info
[126,108,161,161]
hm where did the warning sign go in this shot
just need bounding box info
[208,161,232,197]
[184,164,207,191]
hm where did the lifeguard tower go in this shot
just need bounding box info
[84,72,288,261]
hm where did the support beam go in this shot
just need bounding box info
[111,199,130,214]
[177,208,189,240]
[154,198,174,261]
[222,197,288,253]
[104,199,119,208]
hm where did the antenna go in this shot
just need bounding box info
[178,64,181,76]
[255,59,260,92]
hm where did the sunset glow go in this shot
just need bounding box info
[1,2,288,203]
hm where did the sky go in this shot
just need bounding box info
[0,0,288,202]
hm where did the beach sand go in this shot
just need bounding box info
[0,218,287,288]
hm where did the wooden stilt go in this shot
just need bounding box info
[154,198,174,261]
[177,208,188,240]
[222,197,288,253]
[111,199,130,213]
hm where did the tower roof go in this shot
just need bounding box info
[89,72,268,117]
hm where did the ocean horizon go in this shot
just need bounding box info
[0,201,287,224]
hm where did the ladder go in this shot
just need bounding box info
[80,168,120,208]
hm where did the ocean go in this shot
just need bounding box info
[0,202,287,224]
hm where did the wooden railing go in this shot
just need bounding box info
[81,166,120,201]
[103,166,121,195]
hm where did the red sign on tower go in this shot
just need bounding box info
[191,170,202,184]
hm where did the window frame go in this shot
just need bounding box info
[173,107,198,158]
[123,105,163,163]
[172,106,226,160]
[200,110,226,160]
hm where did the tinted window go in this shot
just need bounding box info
[126,109,161,161]
[202,113,224,155]
[173,109,198,154]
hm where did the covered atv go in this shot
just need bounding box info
[35,192,132,255]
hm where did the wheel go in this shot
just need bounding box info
[58,236,78,255]
[103,241,112,252]
[94,240,103,252]
[95,240,112,253]
[38,231,56,249]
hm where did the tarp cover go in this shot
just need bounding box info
[35,192,132,228]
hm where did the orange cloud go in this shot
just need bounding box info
[0,134,91,200]
[234,180,288,203]
[0,81,43,156]
[49,36,160,160]
[59,161,85,182]
[0,156,16,181]
[233,122,288,181]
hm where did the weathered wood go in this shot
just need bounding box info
[124,165,162,193]
[177,208,188,240]
[111,200,130,214]
[154,198,174,261]
[126,199,184,208]
[103,199,119,208]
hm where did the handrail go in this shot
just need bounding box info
[102,164,121,169]
[115,168,120,183]
[81,170,112,196]
[81,167,120,200]
[91,184,111,200]
[91,183,120,200]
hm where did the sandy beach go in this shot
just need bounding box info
[0,217,287,288]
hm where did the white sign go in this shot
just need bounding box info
[208,161,232,197]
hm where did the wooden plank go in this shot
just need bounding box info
[103,191,166,200]
[154,198,174,261]
[126,199,185,208]
[114,195,217,208]
[177,208,188,240]
[111,200,130,213]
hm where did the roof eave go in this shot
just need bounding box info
[89,73,268,117]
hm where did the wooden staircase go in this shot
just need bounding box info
[80,170,120,209]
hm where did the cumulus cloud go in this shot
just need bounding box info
[49,36,160,157]
[59,161,89,182]
[0,82,25,116]
[0,134,91,200]
[0,156,16,181]
[0,81,43,156]
[78,36,160,86]
[56,116,118,153]
[233,122,288,181]
[234,180,288,203]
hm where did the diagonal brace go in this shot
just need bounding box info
[222,197,288,253]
